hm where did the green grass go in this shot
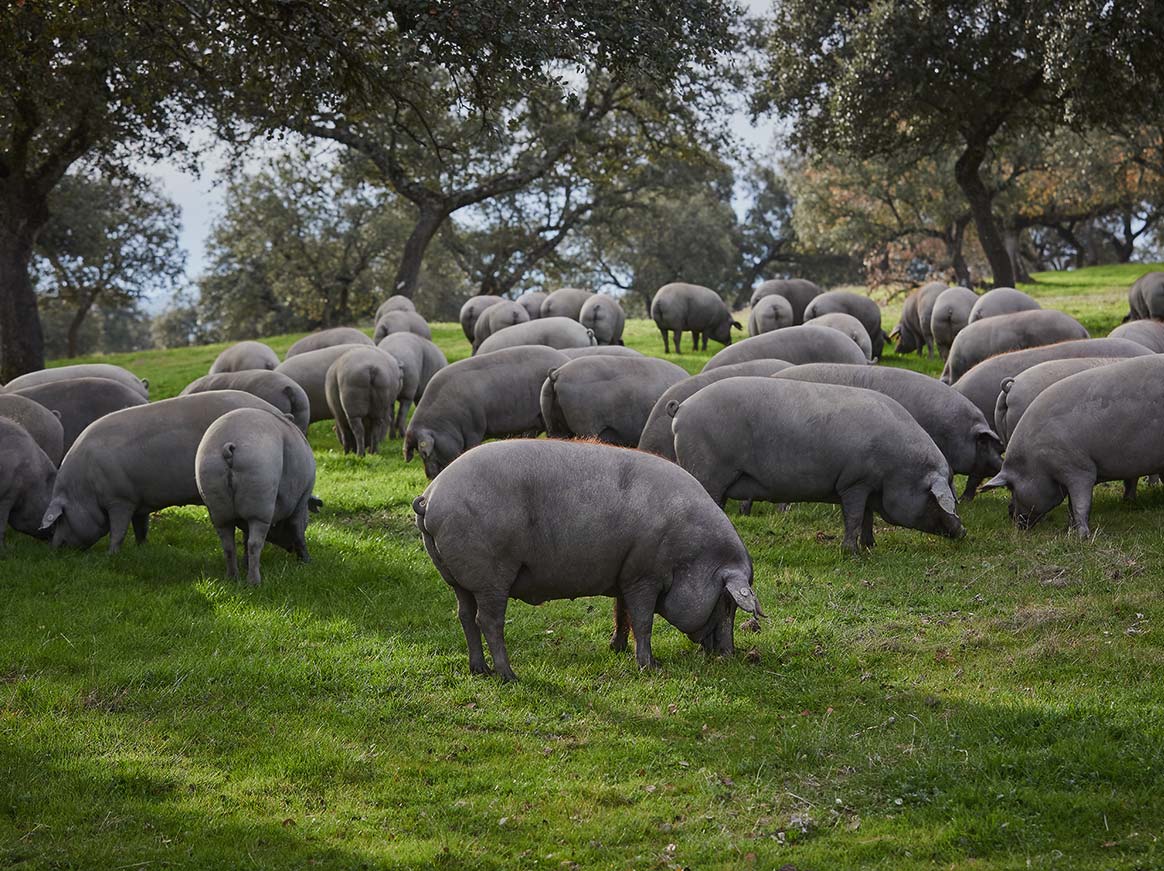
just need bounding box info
[4,264,1164,869]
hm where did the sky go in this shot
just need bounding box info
[143,0,780,297]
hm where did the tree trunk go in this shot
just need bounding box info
[946,217,972,287]
[66,294,96,358]
[1003,227,1033,284]
[391,205,448,298]
[0,190,48,380]
[954,144,1015,288]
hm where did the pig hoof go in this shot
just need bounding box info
[497,670,519,683]
[740,617,761,634]
[609,635,628,653]
[637,657,661,672]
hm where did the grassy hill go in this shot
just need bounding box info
[3,264,1163,869]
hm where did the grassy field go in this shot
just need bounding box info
[3,264,1163,869]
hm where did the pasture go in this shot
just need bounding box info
[3,264,1164,870]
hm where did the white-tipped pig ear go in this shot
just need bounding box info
[727,581,765,617]
[930,479,958,515]
[40,500,63,531]
[979,473,1011,492]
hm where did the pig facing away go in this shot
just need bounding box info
[459,295,504,341]
[209,340,280,374]
[325,347,402,454]
[1125,272,1164,321]
[413,439,763,680]
[994,358,1123,448]
[806,311,873,360]
[472,300,529,353]
[275,343,379,423]
[670,377,964,553]
[748,294,795,336]
[702,324,868,371]
[650,282,740,353]
[578,294,626,345]
[940,309,1090,384]
[181,370,311,433]
[952,337,1151,425]
[0,393,65,466]
[968,287,1040,322]
[559,346,642,360]
[981,355,1164,537]
[404,345,568,479]
[890,286,925,354]
[372,310,432,343]
[773,363,1002,500]
[378,332,447,399]
[474,317,595,355]
[514,291,547,321]
[749,278,822,324]
[638,360,793,461]
[539,287,594,321]
[5,363,148,400]
[803,290,888,359]
[0,418,56,546]
[42,390,281,552]
[915,281,948,356]
[13,377,148,454]
[930,286,979,359]
[540,356,688,446]
[284,327,373,359]
[375,295,416,321]
[196,408,319,585]
[1109,319,1164,353]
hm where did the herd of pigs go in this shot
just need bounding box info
[3,275,1164,681]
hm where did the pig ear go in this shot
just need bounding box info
[731,320,742,330]
[979,473,1011,492]
[930,479,958,515]
[975,427,1003,449]
[40,498,64,531]
[726,580,765,617]
[403,433,416,462]
[417,438,434,459]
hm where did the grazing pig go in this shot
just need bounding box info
[372,310,432,342]
[560,346,642,359]
[196,408,319,585]
[981,355,1164,536]
[670,378,964,553]
[1109,319,1164,353]
[5,363,148,399]
[1125,271,1164,321]
[993,358,1122,447]
[275,343,379,423]
[749,278,822,324]
[540,356,688,446]
[414,439,763,680]
[209,340,280,374]
[805,312,873,360]
[702,324,868,371]
[14,378,148,454]
[285,327,373,359]
[0,394,64,466]
[803,290,887,359]
[940,309,1089,384]
[0,418,56,546]
[41,390,280,552]
[951,338,1151,425]
[514,291,547,320]
[774,363,1003,499]
[378,331,448,402]
[968,287,1040,322]
[181,370,311,433]
[916,281,947,356]
[930,286,979,359]
[748,294,795,336]
[472,300,529,353]
[638,360,794,460]
[891,288,925,354]
[375,295,416,321]
[579,294,626,345]
[475,317,595,354]
[325,347,402,455]
[539,287,594,321]
[404,346,568,479]
[650,282,740,353]
[459,295,504,342]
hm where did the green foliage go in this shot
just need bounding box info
[4,266,1164,868]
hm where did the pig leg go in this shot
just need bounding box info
[216,525,239,580]
[0,500,11,546]
[350,417,366,457]
[621,582,659,670]
[293,501,311,563]
[659,325,670,354]
[961,475,982,501]
[701,333,709,351]
[738,500,752,516]
[106,503,134,554]
[839,488,871,555]
[861,504,876,549]
[132,512,150,544]
[453,585,490,675]
[1065,477,1094,538]
[690,330,698,350]
[474,592,517,682]
[673,330,682,353]
[1122,478,1138,501]
[244,519,269,585]
[393,400,412,439]
[609,595,631,652]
